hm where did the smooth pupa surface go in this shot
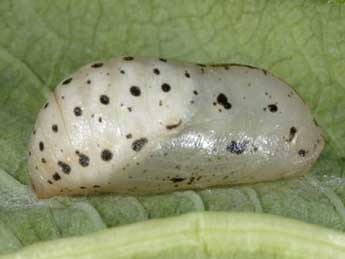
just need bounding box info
[28,57,324,198]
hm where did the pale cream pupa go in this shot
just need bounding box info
[28,57,324,198]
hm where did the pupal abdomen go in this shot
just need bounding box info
[28,57,324,198]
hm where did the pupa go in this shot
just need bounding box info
[28,56,324,198]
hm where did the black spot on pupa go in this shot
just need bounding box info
[132,138,148,152]
[153,68,160,75]
[217,93,231,109]
[101,149,113,161]
[100,95,110,105]
[166,119,182,130]
[53,172,61,181]
[127,107,133,112]
[185,71,190,78]
[262,69,268,75]
[159,100,163,106]
[33,130,36,135]
[76,151,90,167]
[170,177,185,183]
[58,161,71,174]
[126,133,132,139]
[226,140,248,155]
[187,177,195,185]
[62,78,72,85]
[44,102,49,109]
[267,104,278,112]
[52,124,58,132]
[91,62,104,68]
[61,96,65,100]
[41,158,46,163]
[159,58,167,62]
[87,80,91,84]
[161,83,171,92]
[130,86,141,96]
[74,107,82,116]
[93,185,100,188]
[193,90,198,95]
[98,117,102,123]
[313,118,319,127]
[28,151,31,156]
[288,127,297,142]
[190,100,195,104]
[197,63,207,67]
[48,180,53,184]
[80,186,86,189]
[123,56,134,61]
[120,69,125,74]
[298,149,307,157]
[39,142,44,151]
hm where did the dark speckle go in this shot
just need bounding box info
[153,68,160,75]
[267,104,278,112]
[159,58,167,62]
[126,133,132,139]
[132,138,148,152]
[91,63,103,68]
[298,149,307,157]
[101,149,113,161]
[87,80,91,84]
[130,86,141,96]
[170,177,185,183]
[98,117,102,123]
[76,151,90,167]
[313,118,319,127]
[120,69,125,74]
[48,180,53,184]
[288,127,297,142]
[226,141,248,155]
[185,71,190,78]
[100,95,110,105]
[159,100,163,106]
[58,161,71,174]
[128,107,133,112]
[193,90,198,95]
[52,124,58,132]
[217,93,231,110]
[39,142,44,151]
[74,107,82,116]
[80,186,87,189]
[44,102,49,109]
[53,172,61,181]
[93,185,100,188]
[62,78,72,85]
[166,119,182,130]
[161,83,171,92]
[123,56,134,61]
[41,158,46,163]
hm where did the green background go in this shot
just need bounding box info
[1,0,345,255]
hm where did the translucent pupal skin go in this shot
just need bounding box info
[27,57,324,198]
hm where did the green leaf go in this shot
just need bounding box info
[1,0,345,256]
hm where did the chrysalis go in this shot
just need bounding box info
[28,57,324,198]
